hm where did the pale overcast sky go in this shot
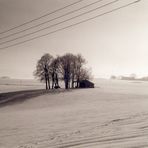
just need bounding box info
[0,0,147,79]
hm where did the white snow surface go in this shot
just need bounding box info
[0,79,148,148]
[0,79,44,93]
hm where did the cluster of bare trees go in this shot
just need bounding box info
[34,53,91,89]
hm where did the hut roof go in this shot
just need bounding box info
[79,79,94,88]
[80,79,94,84]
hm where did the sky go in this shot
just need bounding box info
[0,0,147,79]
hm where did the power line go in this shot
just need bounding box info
[0,0,105,40]
[0,0,119,45]
[0,0,141,50]
[0,0,83,35]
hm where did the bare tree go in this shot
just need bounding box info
[50,57,61,89]
[58,53,75,89]
[58,53,91,89]
[34,53,53,89]
[79,68,92,80]
[75,54,86,88]
[34,53,92,89]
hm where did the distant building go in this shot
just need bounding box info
[120,76,135,80]
[79,80,94,88]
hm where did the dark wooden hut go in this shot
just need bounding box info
[79,80,94,88]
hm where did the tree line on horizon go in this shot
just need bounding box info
[34,53,92,89]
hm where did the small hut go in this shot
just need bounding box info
[79,80,94,88]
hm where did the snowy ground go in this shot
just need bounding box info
[0,79,44,93]
[0,79,148,148]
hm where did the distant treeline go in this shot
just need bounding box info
[111,74,148,81]
[34,53,92,89]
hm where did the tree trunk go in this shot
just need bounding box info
[55,73,59,87]
[45,79,48,90]
[52,72,54,89]
[71,73,74,88]
[47,78,50,89]
[77,77,80,88]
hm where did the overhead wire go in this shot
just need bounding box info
[0,0,84,35]
[0,0,119,45]
[0,0,141,50]
[0,0,105,40]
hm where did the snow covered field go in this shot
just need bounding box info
[0,79,44,93]
[0,79,148,148]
